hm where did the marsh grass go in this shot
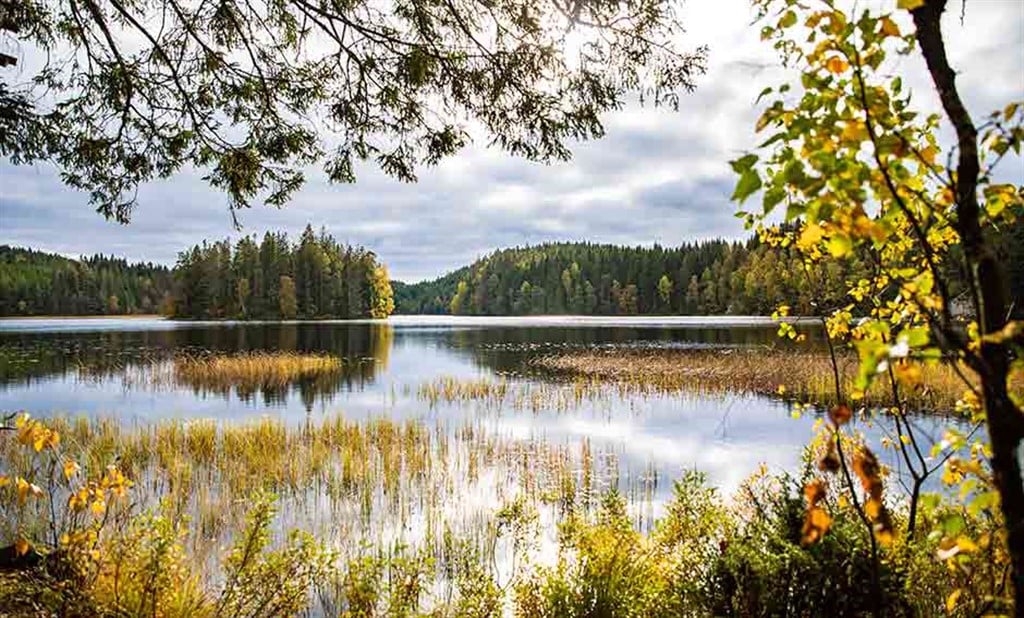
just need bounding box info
[531,348,978,413]
[416,377,621,415]
[172,351,343,391]
[0,413,625,575]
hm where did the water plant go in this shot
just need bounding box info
[533,347,982,413]
[172,351,344,391]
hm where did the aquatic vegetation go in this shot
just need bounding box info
[533,347,979,413]
[121,351,375,407]
[0,411,1011,616]
[172,351,344,390]
[416,376,622,415]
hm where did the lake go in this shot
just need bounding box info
[0,315,949,498]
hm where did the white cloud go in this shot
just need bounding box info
[2,0,1021,281]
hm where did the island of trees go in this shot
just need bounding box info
[172,226,394,320]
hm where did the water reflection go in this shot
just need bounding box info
[0,317,816,404]
[0,322,394,407]
[0,316,854,499]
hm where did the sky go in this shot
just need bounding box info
[1,0,1022,282]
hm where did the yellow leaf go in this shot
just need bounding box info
[841,121,868,143]
[69,489,89,512]
[16,477,42,504]
[798,224,825,250]
[827,234,853,258]
[898,0,925,10]
[90,498,107,516]
[63,460,81,480]
[956,536,978,553]
[0,475,8,488]
[14,538,30,557]
[920,145,938,166]
[946,589,961,613]
[825,56,849,74]
[879,17,901,37]
[865,498,882,519]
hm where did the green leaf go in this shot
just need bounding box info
[730,154,759,174]
[785,201,806,220]
[764,187,786,213]
[732,169,762,204]
[902,326,930,348]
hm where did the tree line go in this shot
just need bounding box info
[0,246,173,316]
[5,223,1020,320]
[172,226,394,320]
[396,226,1024,317]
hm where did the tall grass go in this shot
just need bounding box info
[532,348,979,413]
[0,414,623,568]
[173,351,343,391]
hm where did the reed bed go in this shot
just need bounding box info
[0,414,626,570]
[172,351,343,391]
[530,348,979,413]
[416,376,619,414]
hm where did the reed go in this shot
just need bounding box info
[531,348,982,413]
[172,351,344,391]
[0,413,622,569]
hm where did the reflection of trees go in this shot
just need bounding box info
[0,323,395,410]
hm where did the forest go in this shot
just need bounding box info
[0,246,173,316]
[396,225,1024,317]
[0,227,395,320]
[171,226,394,320]
[6,219,1022,320]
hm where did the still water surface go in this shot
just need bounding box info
[0,315,948,499]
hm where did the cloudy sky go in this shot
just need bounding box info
[1,0,1022,282]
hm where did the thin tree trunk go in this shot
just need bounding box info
[912,1,1024,609]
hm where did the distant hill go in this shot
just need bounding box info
[394,228,1024,318]
[391,265,471,315]
[392,238,831,316]
[0,245,173,316]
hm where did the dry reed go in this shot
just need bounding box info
[531,348,980,413]
[172,352,343,391]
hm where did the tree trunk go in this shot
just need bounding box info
[912,0,1024,609]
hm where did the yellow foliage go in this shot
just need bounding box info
[63,459,81,480]
[878,17,900,38]
[15,413,61,452]
[825,56,849,74]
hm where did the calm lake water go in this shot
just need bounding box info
[0,315,948,500]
